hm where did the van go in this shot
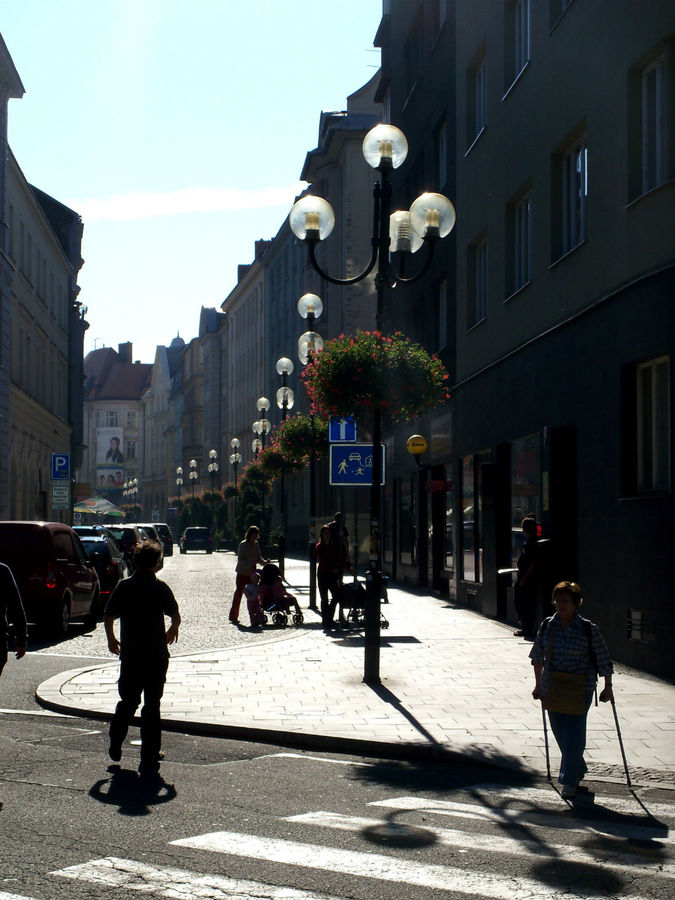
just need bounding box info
[0,521,100,636]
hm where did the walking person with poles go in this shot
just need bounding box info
[530,581,614,798]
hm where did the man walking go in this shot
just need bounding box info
[104,541,180,777]
[0,562,26,678]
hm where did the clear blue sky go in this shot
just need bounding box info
[2,0,382,362]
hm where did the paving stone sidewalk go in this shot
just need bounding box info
[36,557,675,787]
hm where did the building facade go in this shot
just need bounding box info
[377,0,674,676]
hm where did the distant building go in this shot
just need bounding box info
[82,343,151,506]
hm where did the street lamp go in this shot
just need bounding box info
[290,122,456,684]
[252,397,271,538]
[175,466,183,500]
[229,438,241,518]
[189,458,198,497]
[208,449,219,529]
[276,357,295,577]
[296,292,324,609]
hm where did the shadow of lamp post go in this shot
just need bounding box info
[289,124,456,684]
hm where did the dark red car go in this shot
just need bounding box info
[0,521,100,636]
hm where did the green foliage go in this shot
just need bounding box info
[301,330,450,421]
[270,412,328,467]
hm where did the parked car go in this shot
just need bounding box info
[106,525,144,573]
[0,521,100,636]
[79,534,126,602]
[180,527,213,554]
[138,522,173,557]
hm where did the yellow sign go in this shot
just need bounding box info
[406,434,428,455]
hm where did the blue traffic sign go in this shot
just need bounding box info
[329,416,357,442]
[51,452,70,481]
[329,443,385,487]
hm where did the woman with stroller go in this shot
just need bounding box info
[229,525,269,624]
[316,524,342,630]
[530,581,614,798]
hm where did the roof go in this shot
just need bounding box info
[84,347,152,401]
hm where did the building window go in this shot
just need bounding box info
[510,434,542,567]
[553,130,588,259]
[8,204,14,258]
[435,118,447,188]
[106,410,118,427]
[126,441,137,460]
[550,0,575,28]
[467,233,488,328]
[637,356,670,492]
[461,451,491,583]
[506,0,530,85]
[467,50,487,147]
[641,55,666,193]
[506,189,532,295]
[127,410,137,428]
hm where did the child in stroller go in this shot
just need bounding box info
[259,563,304,626]
[243,571,265,627]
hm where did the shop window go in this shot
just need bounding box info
[399,476,416,566]
[461,451,490,582]
[444,462,454,569]
[510,434,542,566]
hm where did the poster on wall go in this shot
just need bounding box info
[96,467,124,491]
[96,427,125,492]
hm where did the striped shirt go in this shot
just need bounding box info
[529,612,613,693]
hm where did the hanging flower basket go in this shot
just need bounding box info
[271,412,328,466]
[302,330,450,421]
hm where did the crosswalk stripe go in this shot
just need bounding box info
[171,830,658,899]
[370,796,674,843]
[286,810,673,878]
[52,856,343,899]
[0,892,38,900]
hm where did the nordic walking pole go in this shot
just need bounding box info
[541,701,551,780]
[610,696,632,787]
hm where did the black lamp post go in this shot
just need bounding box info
[229,438,241,519]
[276,357,295,578]
[175,466,183,500]
[208,449,219,528]
[296,293,324,610]
[290,123,456,684]
[189,458,198,497]
[252,396,271,539]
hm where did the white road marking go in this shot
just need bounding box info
[52,856,343,899]
[253,751,375,767]
[370,796,674,843]
[31,652,110,659]
[286,810,673,878]
[0,708,74,718]
[171,830,657,899]
[0,892,39,900]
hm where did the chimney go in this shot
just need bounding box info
[118,342,132,363]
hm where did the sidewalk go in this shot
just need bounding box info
[36,558,675,787]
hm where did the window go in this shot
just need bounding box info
[505,0,530,89]
[8,204,14,258]
[461,451,491,582]
[126,441,137,460]
[467,51,487,146]
[467,233,488,328]
[637,356,670,492]
[506,189,532,295]
[106,410,118,427]
[553,130,588,259]
[550,0,574,28]
[510,434,542,568]
[127,410,137,428]
[641,56,666,193]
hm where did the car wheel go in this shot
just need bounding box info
[51,596,70,638]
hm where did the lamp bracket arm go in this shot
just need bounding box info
[308,240,377,287]
[391,239,437,285]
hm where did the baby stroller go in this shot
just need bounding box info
[259,563,304,627]
[337,574,389,630]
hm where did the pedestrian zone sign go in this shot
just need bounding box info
[329,416,357,442]
[329,443,385,487]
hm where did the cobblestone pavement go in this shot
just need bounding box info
[34,550,311,659]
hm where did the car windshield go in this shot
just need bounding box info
[81,539,108,558]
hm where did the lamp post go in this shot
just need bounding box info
[297,293,324,609]
[276,357,295,577]
[176,466,183,500]
[208,449,219,529]
[189,458,198,497]
[252,396,271,543]
[229,438,241,519]
[290,123,456,684]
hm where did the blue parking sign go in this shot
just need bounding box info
[51,452,70,481]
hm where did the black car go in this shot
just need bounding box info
[106,525,144,573]
[138,522,173,557]
[79,535,126,602]
[180,527,213,554]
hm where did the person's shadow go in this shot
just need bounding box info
[88,765,177,816]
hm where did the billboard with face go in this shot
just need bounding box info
[97,427,125,465]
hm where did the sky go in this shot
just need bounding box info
[2,0,383,363]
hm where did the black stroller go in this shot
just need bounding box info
[259,563,304,627]
[336,573,389,630]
